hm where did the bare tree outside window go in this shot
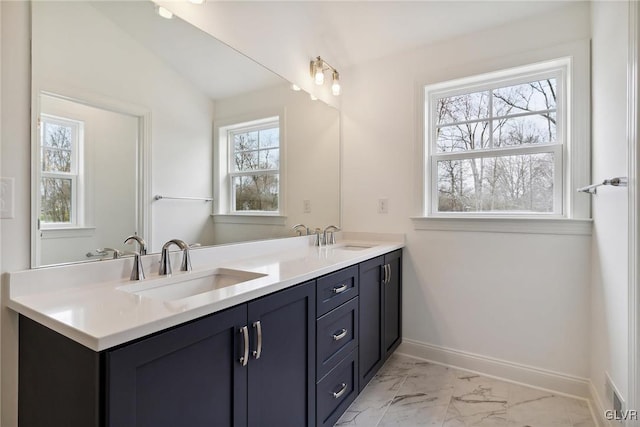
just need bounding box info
[40,117,81,224]
[432,76,559,213]
[229,123,280,212]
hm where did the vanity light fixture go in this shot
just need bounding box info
[331,70,341,96]
[156,5,173,19]
[310,56,341,96]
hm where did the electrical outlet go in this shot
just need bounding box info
[378,198,388,214]
[303,199,311,214]
[0,177,15,219]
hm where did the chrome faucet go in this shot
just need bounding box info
[160,239,192,276]
[323,225,340,245]
[292,224,309,236]
[130,251,145,281]
[124,235,147,255]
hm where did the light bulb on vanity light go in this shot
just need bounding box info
[156,5,173,19]
[331,71,341,96]
[313,57,325,85]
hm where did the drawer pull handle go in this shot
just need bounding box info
[332,284,348,294]
[332,383,348,399]
[252,320,262,359]
[332,328,348,341]
[239,326,249,367]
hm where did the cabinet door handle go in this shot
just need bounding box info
[332,328,348,341]
[332,383,348,399]
[382,264,388,284]
[386,264,391,284]
[332,284,348,294]
[252,320,262,359]
[239,326,249,366]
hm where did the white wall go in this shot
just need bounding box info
[32,1,216,253]
[590,0,630,411]
[213,84,340,244]
[341,2,593,387]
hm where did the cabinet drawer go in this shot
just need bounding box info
[317,297,358,380]
[316,265,359,316]
[316,348,358,427]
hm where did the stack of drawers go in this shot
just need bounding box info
[315,265,360,427]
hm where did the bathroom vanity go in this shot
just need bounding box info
[8,234,403,427]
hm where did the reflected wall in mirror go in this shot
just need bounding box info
[31,1,340,267]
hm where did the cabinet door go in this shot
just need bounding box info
[358,255,384,391]
[107,305,248,427]
[247,280,316,427]
[384,250,402,359]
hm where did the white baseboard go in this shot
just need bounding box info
[398,339,591,398]
[589,380,612,427]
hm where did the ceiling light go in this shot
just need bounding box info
[156,6,173,19]
[310,56,341,96]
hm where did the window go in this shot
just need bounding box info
[39,114,83,227]
[224,117,281,214]
[425,60,568,217]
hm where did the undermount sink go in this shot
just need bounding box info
[335,244,374,251]
[118,268,267,302]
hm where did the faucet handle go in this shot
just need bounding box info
[181,246,192,272]
[314,228,324,247]
[130,252,145,281]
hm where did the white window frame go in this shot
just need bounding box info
[39,114,84,229]
[213,111,286,222]
[424,58,572,219]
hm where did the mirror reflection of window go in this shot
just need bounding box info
[225,117,281,214]
[39,115,83,227]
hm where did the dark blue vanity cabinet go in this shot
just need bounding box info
[18,250,402,427]
[358,250,402,391]
[107,304,248,427]
[383,250,402,359]
[19,280,315,427]
[109,280,316,427]
[315,266,360,427]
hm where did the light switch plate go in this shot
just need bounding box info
[0,177,15,219]
[378,198,388,214]
[303,199,311,213]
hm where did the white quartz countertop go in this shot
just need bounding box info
[6,232,404,351]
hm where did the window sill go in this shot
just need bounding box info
[41,226,96,239]
[411,216,593,235]
[212,214,286,226]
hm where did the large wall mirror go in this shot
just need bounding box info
[31,1,340,267]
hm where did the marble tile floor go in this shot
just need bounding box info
[336,354,597,427]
